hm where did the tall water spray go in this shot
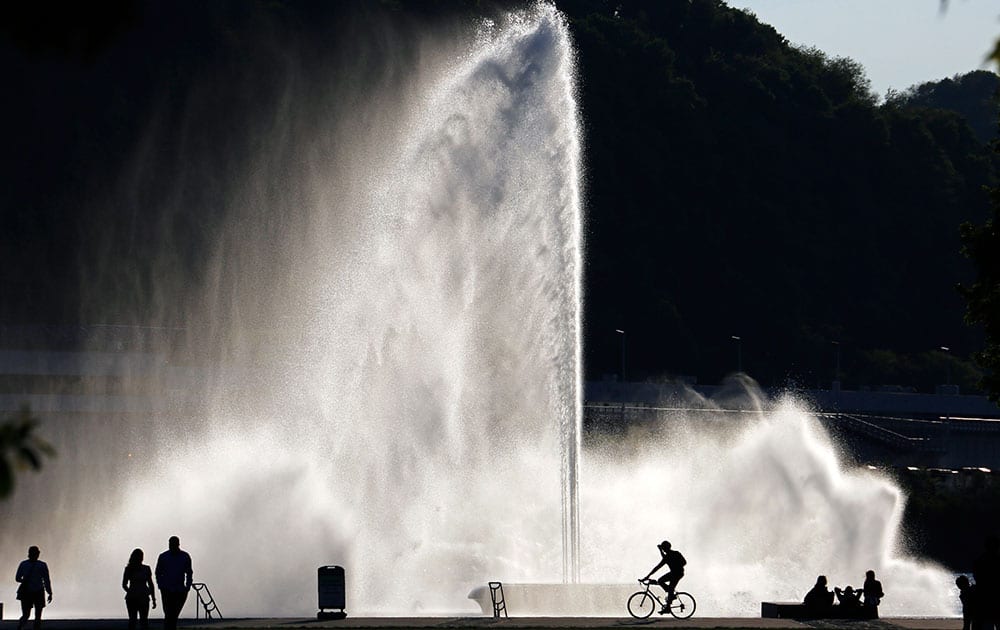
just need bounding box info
[2,4,582,617]
[0,2,956,620]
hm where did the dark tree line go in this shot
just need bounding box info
[1,0,999,393]
[890,71,1000,144]
[560,0,999,390]
[960,134,1000,402]
[954,38,1000,403]
[897,468,1000,571]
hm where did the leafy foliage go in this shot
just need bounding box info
[562,0,998,388]
[888,71,1000,144]
[956,33,1000,402]
[960,175,1000,401]
[0,405,55,499]
[897,468,1000,571]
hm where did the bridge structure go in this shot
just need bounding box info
[584,380,1000,471]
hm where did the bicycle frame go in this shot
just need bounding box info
[639,581,667,607]
[627,579,696,620]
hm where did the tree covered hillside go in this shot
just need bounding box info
[561,0,999,390]
[890,70,1000,145]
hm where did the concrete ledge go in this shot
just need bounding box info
[468,583,634,616]
[761,602,877,620]
[5,616,959,629]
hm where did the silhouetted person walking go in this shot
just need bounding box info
[957,575,977,630]
[642,540,686,614]
[155,536,192,630]
[974,535,1000,630]
[863,570,883,614]
[15,546,52,630]
[804,575,834,615]
[123,549,157,630]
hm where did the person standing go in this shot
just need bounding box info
[155,536,193,630]
[122,548,157,630]
[956,575,977,630]
[862,569,884,614]
[15,546,52,630]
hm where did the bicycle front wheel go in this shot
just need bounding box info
[669,592,696,619]
[627,591,656,619]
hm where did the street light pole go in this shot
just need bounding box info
[940,346,951,386]
[731,335,742,373]
[615,329,626,382]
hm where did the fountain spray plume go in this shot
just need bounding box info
[581,378,955,617]
[2,3,583,617]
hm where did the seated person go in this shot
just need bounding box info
[804,575,834,613]
[835,585,862,609]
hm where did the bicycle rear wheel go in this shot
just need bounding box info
[669,592,696,619]
[627,591,656,619]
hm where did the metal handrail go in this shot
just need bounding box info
[192,582,223,619]
[488,582,507,618]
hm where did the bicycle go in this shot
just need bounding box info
[627,578,696,619]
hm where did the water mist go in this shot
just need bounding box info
[0,3,955,619]
[581,383,955,617]
[4,4,582,617]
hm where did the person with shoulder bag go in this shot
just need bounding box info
[122,548,157,630]
[14,545,52,630]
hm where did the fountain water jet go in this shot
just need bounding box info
[2,3,582,617]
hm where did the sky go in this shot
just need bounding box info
[729,0,999,98]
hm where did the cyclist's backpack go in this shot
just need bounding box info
[670,550,687,568]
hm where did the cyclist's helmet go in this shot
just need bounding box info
[659,540,671,550]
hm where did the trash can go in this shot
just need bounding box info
[318,565,346,620]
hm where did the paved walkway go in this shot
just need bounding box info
[0,617,962,630]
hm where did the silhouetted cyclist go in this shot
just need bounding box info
[642,540,686,614]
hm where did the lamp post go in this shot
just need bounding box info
[831,341,841,381]
[731,335,742,373]
[940,346,951,386]
[615,329,626,382]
